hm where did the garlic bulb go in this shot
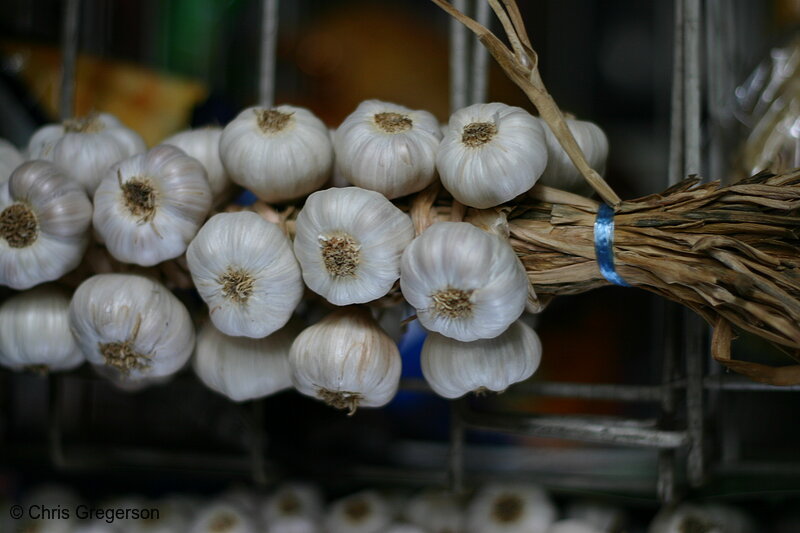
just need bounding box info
[289,307,402,414]
[193,322,293,402]
[294,187,414,306]
[93,144,212,266]
[422,319,541,398]
[220,105,333,202]
[0,138,23,182]
[546,520,602,533]
[187,212,303,338]
[648,504,755,533]
[0,286,84,372]
[538,118,608,196]
[466,484,557,533]
[69,273,195,382]
[436,102,547,208]
[0,160,92,290]
[161,126,232,202]
[27,112,146,193]
[404,490,464,533]
[324,491,392,533]
[262,483,324,525]
[267,516,320,533]
[333,100,441,199]
[189,502,258,533]
[400,222,528,342]
[565,500,625,532]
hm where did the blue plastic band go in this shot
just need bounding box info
[593,204,631,287]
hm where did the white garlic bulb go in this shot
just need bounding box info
[93,144,212,266]
[193,322,293,402]
[422,319,541,398]
[0,138,23,182]
[262,483,324,525]
[27,112,146,193]
[466,483,557,533]
[400,222,528,342]
[0,286,84,372]
[333,100,441,199]
[538,118,608,196]
[161,126,232,202]
[546,520,603,533]
[0,160,92,290]
[189,502,258,533]
[69,273,195,382]
[267,516,320,533]
[436,102,547,208]
[187,212,303,338]
[294,187,414,306]
[324,491,392,533]
[404,490,465,533]
[289,307,402,414]
[220,105,333,202]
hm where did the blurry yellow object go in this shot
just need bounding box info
[1,42,206,146]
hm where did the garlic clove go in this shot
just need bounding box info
[333,99,442,199]
[324,491,392,533]
[436,102,548,208]
[422,319,541,399]
[0,138,23,183]
[538,117,608,196]
[161,126,232,203]
[289,306,402,414]
[93,144,212,266]
[187,211,303,338]
[220,105,333,203]
[193,321,294,402]
[0,285,84,372]
[293,186,414,306]
[400,221,528,342]
[69,273,195,383]
[0,160,92,290]
[466,483,557,533]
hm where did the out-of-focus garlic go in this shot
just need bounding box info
[161,126,232,203]
[538,118,608,196]
[187,212,303,338]
[293,187,414,306]
[193,322,294,402]
[189,502,258,533]
[466,483,557,533]
[92,144,211,266]
[220,105,332,203]
[0,138,23,182]
[325,491,392,533]
[546,520,603,533]
[69,274,195,383]
[0,286,84,372]
[436,102,547,208]
[0,161,92,290]
[267,516,320,533]
[27,112,146,193]
[384,525,427,533]
[400,222,528,342]
[262,483,324,525]
[404,490,465,533]
[648,504,755,533]
[333,100,441,199]
[289,307,402,414]
[565,500,626,533]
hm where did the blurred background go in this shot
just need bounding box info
[2,0,800,527]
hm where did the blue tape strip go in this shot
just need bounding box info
[593,204,631,287]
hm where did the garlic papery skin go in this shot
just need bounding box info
[294,187,414,306]
[422,319,541,399]
[400,222,528,342]
[333,100,441,199]
[404,490,464,533]
[93,144,212,266]
[436,102,547,208]
[219,105,333,203]
[324,491,392,533]
[289,307,402,414]
[161,127,232,203]
[193,322,293,402]
[27,112,146,194]
[538,118,608,196]
[69,273,195,382]
[262,483,324,525]
[0,286,84,372]
[0,161,92,290]
[466,484,557,533]
[187,212,303,337]
[189,502,258,533]
[0,138,23,182]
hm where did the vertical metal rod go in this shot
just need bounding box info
[249,400,268,487]
[259,0,280,107]
[59,0,81,119]
[469,0,491,105]
[667,0,684,186]
[448,400,465,493]
[683,0,702,176]
[450,0,469,112]
[48,376,66,468]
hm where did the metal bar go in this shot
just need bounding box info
[513,381,665,402]
[259,0,280,107]
[703,376,800,392]
[47,375,66,468]
[462,411,689,449]
[448,399,465,493]
[667,0,685,185]
[469,0,491,104]
[59,0,81,119]
[683,0,702,176]
[449,0,469,112]
[249,400,268,487]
